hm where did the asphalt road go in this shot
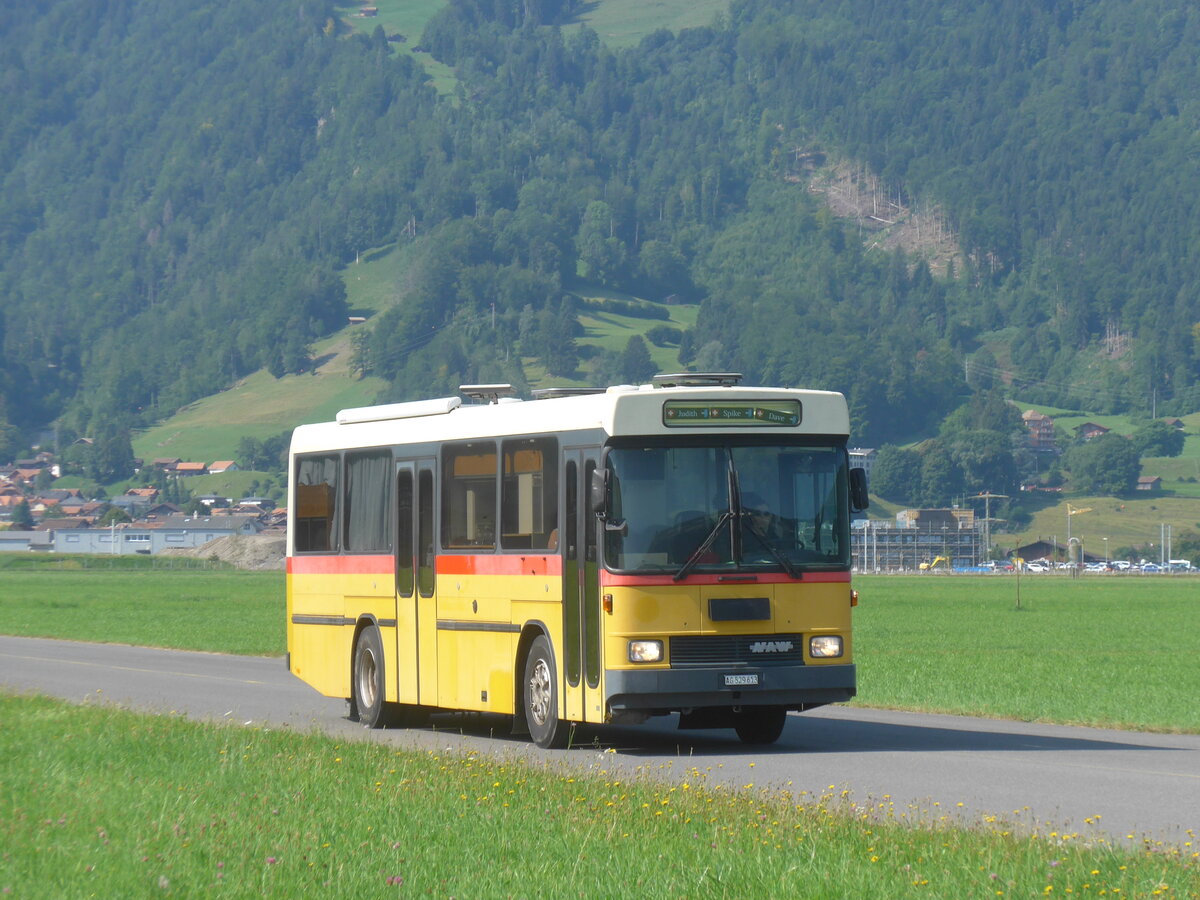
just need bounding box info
[2,635,1196,848]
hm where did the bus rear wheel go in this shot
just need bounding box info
[524,635,569,749]
[733,707,787,745]
[353,625,391,729]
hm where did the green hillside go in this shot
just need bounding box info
[132,244,699,464]
[1000,493,1199,560]
[6,0,1200,553]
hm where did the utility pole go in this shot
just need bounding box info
[1066,503,1092,565]
[974,491,1008,563]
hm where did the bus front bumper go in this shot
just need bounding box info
[605,663,856,713]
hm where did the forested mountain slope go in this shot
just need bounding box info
[2,0,1199,470]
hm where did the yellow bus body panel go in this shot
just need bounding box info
[603,580,853,671]
[287,569,397,701]
[436,571,561,715]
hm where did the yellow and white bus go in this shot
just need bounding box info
[286,373,868,747]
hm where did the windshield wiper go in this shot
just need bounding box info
[672,510,733,582]
[741,516,801,579]
[672,450,801,581]
[674,450,738,582]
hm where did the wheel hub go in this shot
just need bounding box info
[528,658,551,725]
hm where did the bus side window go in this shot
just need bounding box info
[442,442,497,549]
[501,437,558,551]
[345,450,392,553]
[295,454,340,552]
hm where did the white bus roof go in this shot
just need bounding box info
[289,382,850,455]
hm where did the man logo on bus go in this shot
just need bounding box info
[749,640,794,654]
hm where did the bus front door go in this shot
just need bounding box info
[415,461,438,706]
[562,449,604,724]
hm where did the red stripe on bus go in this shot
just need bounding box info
[437,554,563,577]
[287,555,394,575]
[600,571,851,586]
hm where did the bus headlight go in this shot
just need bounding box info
[809,635,843,658]
[628,640,664,663]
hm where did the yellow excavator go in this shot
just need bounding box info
[919,556,950,571]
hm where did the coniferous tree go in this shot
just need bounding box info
[10,500,34,530]
[619,335,657,384]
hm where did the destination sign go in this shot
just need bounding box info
[662,400,802,427]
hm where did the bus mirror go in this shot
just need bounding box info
[849,467,870,512]
[590,467,608,515]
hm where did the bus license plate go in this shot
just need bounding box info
[724,673,759,686]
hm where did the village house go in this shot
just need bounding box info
[1074,422,1110,441]
[1021,410,1056,451]
[143,502,182,518]
[0,493,25,519]
[56,498,106,522]
[36,517,92,532]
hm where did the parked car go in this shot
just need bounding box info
[1140,563,1161,573]
[1024,561,1050,573]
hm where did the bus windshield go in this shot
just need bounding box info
[603,442,850,575]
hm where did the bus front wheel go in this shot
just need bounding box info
[733,707,787,745]
[524,636,569,749]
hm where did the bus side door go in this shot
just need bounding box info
[562,448,604,723]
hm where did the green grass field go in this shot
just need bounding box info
[0,565,282,656]
[2,566,1197,733]
[568,0,732,47]
[852,575,1200,732]
[2,693,1193,898]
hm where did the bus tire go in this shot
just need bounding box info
[524,635,569,749]
[733,707,787,745]
[352,625,390,729]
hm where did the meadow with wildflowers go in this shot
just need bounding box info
[1,693,1195,898]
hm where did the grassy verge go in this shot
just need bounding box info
[0,563,282,656]
[0,554,232,572]
[852,575,1200,732]
[1,694,1193,898]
